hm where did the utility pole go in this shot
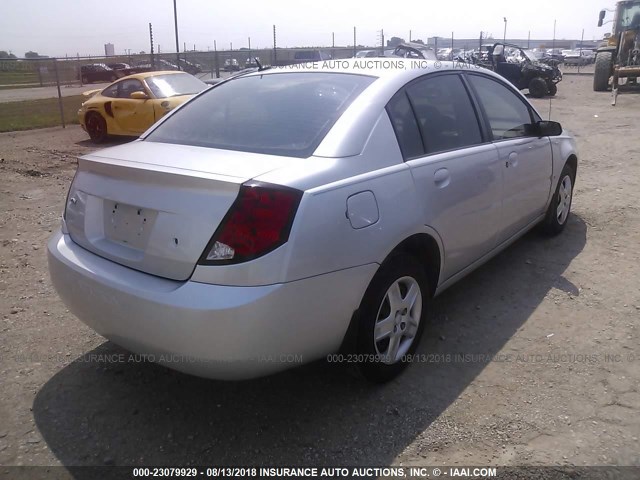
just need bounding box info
[332,32,335,48]
[214,39,219,78]
[173,0,180,69]
[149,23,155,68]
[578,28,584,73]
[503,17,507,43]
[248,37,251,50]
[353,26,356,57]
[273,25,277,65]
[409,30,412,42]
[527,31,531,49]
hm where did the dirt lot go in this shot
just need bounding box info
[0,75,639,474]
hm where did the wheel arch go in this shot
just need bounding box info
[383,233,442,299]
[565,153,578,178]
[338,231,443,354]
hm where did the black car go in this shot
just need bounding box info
[106,62,131,71]
[481,43,562,98]
[79,64,119,84]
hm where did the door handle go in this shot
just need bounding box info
[506,152,518,168]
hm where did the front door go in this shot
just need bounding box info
[466,73,553,243]
[112,78,154,134]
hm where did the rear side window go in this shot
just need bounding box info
[467,74,534,140]
[386,91,424,159]
[146,73,375,158]
[406,74,483,154]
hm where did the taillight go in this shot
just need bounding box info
[198,182,303,265]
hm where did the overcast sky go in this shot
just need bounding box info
[0,0,619,57]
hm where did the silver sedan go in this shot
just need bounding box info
[48,61,578,382]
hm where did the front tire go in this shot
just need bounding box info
[547,82,558,96]
[356,255,428,383]
[529,77,548,98]
[542,163,575,235]
[85,112,108,143]
[593,52,612,92]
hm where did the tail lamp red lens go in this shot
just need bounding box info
[199,182,303,265]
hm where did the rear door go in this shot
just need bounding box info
[466,73,553,243]
[387,72,503,280]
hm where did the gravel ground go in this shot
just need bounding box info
[0,75,639,475]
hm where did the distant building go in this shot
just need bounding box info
[104,43,115,56]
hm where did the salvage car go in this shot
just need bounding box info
[78,71,207,142]
[223,58,240,71]
[49,61,578,383]
[354,50,379,58]
[562,50,590,66]
[482,43,562,97]
[387,42,437,60]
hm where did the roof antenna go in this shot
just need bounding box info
[549,19,556,120]
[255,57,267,71]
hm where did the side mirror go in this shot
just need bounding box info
[598,10,606,27]
[130,91,148,100]
[537,120,562,137]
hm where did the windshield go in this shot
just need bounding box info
[521,49,539,62]
[146,72,375,158]
[619,3,640,29]
[145,73,207,98]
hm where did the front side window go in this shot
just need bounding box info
[117,79,145,99]
[102,83,118,98]
[146,72,375,158]
[406,74,483,154]
[467,74,534,140]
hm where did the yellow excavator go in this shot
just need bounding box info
[593,0,640,105]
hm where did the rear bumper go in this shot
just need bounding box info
[47,231,376,380]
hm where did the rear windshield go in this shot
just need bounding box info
[145,72,375,158]
[145,73,207,98]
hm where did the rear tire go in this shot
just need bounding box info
[542,163,575,236]
[81,75,89,84]
[593,52,612,92]
[529,77,548,98]
[356,254,428,383]
[85,112,108,143]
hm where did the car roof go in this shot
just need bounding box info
[119,70,189,80]
[242,59,488,85]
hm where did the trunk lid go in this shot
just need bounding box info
[65,141,294,281]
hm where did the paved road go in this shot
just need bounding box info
[0,83,110,103]
[0,72,229,103]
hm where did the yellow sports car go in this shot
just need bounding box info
[78,71,208,143]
